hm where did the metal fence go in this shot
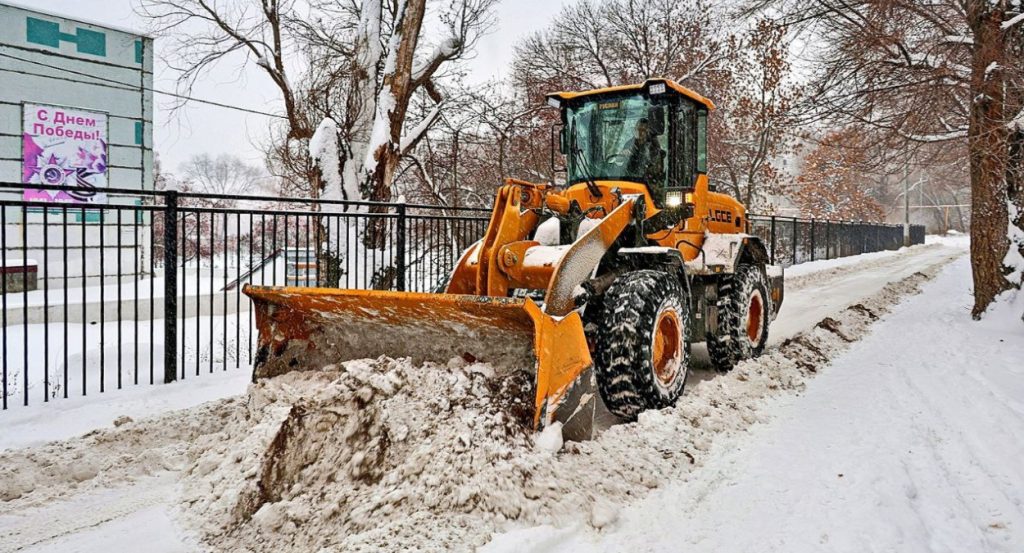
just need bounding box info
[748,215,925,267]
[0,182,924,411]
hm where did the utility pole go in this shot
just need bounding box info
[452,128,460,210]
[903,162,911,247]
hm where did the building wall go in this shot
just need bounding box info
[0,2,155,283]
[0,2,153,190]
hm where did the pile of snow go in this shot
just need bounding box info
[174,262,948,552]
[177,357,538,552]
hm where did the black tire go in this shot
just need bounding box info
[706,264,770,373]
[595,270,690,420]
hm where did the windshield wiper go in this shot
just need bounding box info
[571,144,604,199]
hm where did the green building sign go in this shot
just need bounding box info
[26,16,106,57]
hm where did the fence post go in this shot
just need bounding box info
[825,220,831,259]
[810,218,816,261]
[163,191,178,384]
[792,217,798,265]
[395,203,406,292]
[770,216,776,265]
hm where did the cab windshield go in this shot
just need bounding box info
[566,93,669,192]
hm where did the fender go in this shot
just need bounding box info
[683,233,784,319]
[614,246,689,294]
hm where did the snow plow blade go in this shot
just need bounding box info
[243,286,597,441]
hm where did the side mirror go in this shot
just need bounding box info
[551,123,567,184]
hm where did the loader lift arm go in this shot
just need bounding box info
[245,181,639,440]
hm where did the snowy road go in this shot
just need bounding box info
[2,239,995,553]
[0,474,193,553]
[769,240,964,343]
[486,240,1024,552]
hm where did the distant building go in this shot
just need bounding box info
[0,2,155,286]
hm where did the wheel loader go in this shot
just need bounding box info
[244,79,784,441]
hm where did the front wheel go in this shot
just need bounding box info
[595,270,690,420]
[706,264,771,372]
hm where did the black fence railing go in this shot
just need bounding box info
[0,182,924,411]
[748,215,923,267]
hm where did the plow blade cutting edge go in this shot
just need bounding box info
[243,286,598,441]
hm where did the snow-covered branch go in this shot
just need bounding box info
[942,35,973,45]
[904,129,968,142]
[412,37,461,84]
[400,105,442,155]
[1002,12,1024,30]
[884,49,971,79]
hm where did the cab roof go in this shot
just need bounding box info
[547,78,715,110]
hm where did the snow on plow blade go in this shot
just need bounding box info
[243,286,598,441]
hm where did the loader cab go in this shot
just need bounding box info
[549,79,713,209]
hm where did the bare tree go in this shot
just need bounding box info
[140,0,498,287]
[180,153,264,199]
[138,0,312,140]
[302,0,497,287]
[711,18,801,210]
[749,0,1024,316]
[513,0,735,93]
[793,128,886,221]
[303,0,497,203]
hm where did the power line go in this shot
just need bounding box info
[0,48,287,120]
[906,204,969,208]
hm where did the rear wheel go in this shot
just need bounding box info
[595,270,690,420]
[706,264,770,372]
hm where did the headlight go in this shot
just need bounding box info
[665,190,683,207]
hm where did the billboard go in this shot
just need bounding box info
[21,103,108,203]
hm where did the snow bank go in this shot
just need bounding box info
[0,398,242,504]
[177,357,539,552]
[173,258,953,552]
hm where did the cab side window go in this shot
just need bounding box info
[696,109,708,174]
[672,101,696,189]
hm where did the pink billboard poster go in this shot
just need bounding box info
[22,104,108,204]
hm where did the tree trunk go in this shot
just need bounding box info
[1006,18,1024,298]
[967,3,1013,317]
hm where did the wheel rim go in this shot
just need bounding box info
[652,309,682,386]
[746,290,764,344]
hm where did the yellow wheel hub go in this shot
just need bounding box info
[652,309,682,386]
[746,291,764,344]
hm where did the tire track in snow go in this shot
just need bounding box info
[0,474,179,551]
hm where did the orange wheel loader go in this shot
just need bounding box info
[244,79,784,441]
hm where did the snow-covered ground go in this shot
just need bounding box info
[485,238,1024,552]
[4,236,1019,552]
[0,313,254,430]
[0,368,249,450]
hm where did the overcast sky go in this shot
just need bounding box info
[35,0,569,173]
